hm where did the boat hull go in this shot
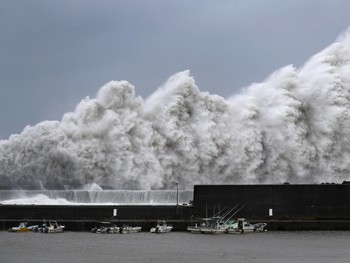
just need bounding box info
[150,227,173,233]
[186,226,201,234]
[121,227,142,234]
[8,228,30,233]
[200,228,226,235]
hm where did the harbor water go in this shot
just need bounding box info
[0,231,349,263]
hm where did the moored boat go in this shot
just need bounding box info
[187,217,227,235]
[91,221,120,234]
[186,224,201,234]
[46,221,65,233]
[8,222,30,232]
[199,217,226,234]
[226,218,267,234]
[121,225,142,234]
[150,220,173,233]
[187,204,247,234]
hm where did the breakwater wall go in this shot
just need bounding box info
[193,184,350,220]
[1,184,350,231]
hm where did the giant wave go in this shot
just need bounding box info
[2,30,350,189]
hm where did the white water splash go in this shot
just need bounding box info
[0,190,193,205]
[1,30,350,189]
[0,194,74,205]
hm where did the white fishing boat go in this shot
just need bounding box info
[107,226,121,234]
[199,217,226,235]
[121,225,142,234]
[150,220,173,233]
[186,223,202,234]
[91,222,120,234]
[226,218,267,234]
[187,218,208,234]
[187,218,228,234]
[46,221,65,233]
[253,222,268,232]
[187,205,245,234]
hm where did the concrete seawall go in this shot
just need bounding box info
[1,184,349,231]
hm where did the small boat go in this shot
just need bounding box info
[91,226,109,234]
[253,222,268,232]
[187,204,246,234]
[108,226,121,234]
[199,217,226,235]
[46,221,65,233]
[121,225,142,234]
[8,222,30,232]
[150,220,173,233]
[91,222,120,234]
[28,224,40,232]
[36,223,48,233]
[187,220,204,234]
[186,224,201,234]
[187,216,226,235]
[187,217,227,234]
[226,218,267,234]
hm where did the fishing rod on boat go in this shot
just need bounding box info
[214,204,240,219]
[213,205,229,217]
[219,204,240,220]
[223,204,246,225]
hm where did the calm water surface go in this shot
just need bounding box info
[0,231,349,263]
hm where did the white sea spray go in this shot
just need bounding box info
[1,31,350,189]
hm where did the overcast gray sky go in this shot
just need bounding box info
[1,0,350,139]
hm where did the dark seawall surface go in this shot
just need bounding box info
[193,184,350,220]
